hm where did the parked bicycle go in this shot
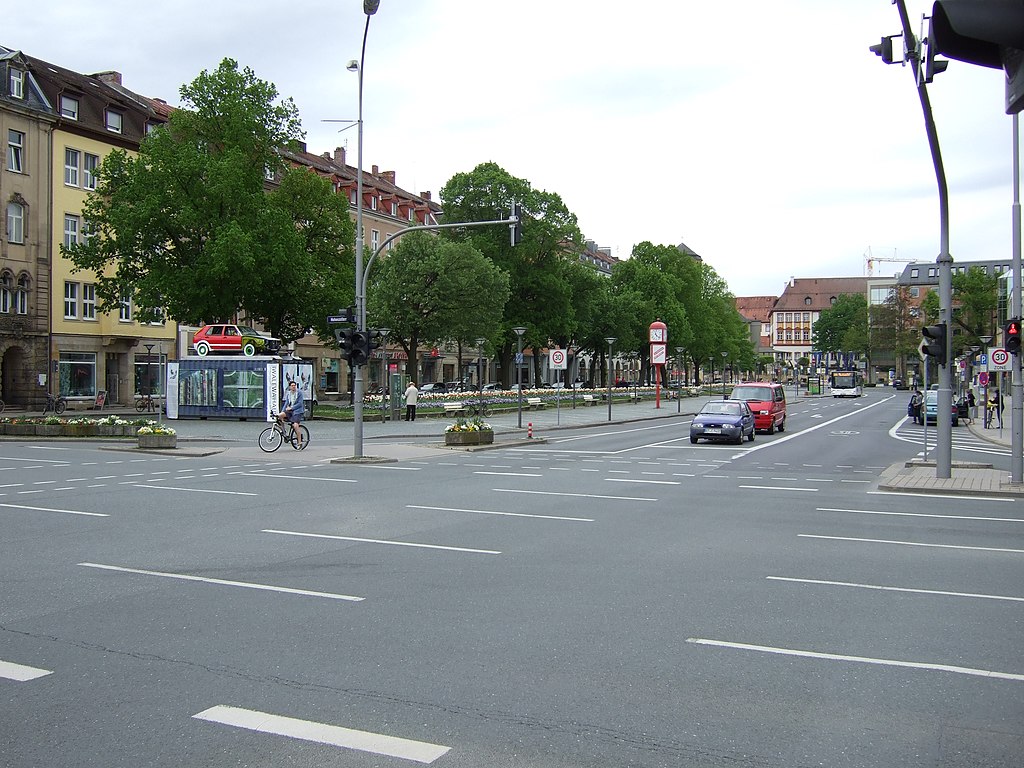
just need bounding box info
[135,394,161,413]
[468,402,493,418]
[258,412,310,453]
[43,392,67,415]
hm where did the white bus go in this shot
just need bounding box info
[829,370,863,397]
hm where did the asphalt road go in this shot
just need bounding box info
[1,391,1021,767]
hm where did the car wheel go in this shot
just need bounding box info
[747,429,755,442]
[243,342,257,357]
[767,421,775,435]
[777,418,785,433]
[195,341,210,357]
[690,436,698,444]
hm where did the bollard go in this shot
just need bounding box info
[528,422,533,439]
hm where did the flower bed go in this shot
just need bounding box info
[444,416,494,445]
[0,415,157,438]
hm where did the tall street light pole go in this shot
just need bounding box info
[350,0,380,459]
[605,337,617,422]
[721,351,728,397]
[675,346,684,413]
[476,337,486,418]
[513,327,526,428]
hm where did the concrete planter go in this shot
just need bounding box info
[138,433,177,449]
[444,430,494,446]
[35,425,64,436]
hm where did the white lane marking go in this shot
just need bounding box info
[0,455,69,464]
[79,563,363,601]
[767,576,1024,604]
[473,471,543,477]
[237,473,357,483]
[133,484,257,496]
[0,502,107,517]
[493,488,656,502]
[262,529,500,555]
[868,490,1016,502]
[798,534,1024,554]
[686,637,1024,682]
[407,504,593,522]
[0,660,53,681]
[604,478,680,485]
[738,485,818,492]
[365,465,422,471]
[192,705,450,763]
[818,506,1024,523]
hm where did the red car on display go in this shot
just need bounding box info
[192,324,281,357]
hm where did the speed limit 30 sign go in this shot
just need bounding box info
[989,348,1011,371]
[550,348,567,370]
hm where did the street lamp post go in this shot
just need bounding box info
[721,351,728,397]
[675,346,684,413]
[513,327,526,428]
[605,337,617,422]
[350,0,380,460]
[476,337,486,418]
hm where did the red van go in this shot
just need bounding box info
[728,382,787,434]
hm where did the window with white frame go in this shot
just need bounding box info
[6,201,24,243]
[408,207,415,222]
[370,196,377,211]
[390,201,398,216]
[0,274,10,312]
[7,129,24,173]
[64,148,80,186]
[63,214,80,248]
[60,95,79,120]
[64,281,78,318]
[82,283,96,320]
[119,293,132,322]
[83,153,99,189]
[105,109,123,134]
[349,189,356,204]
[9,68,24,99]
[15,275,28,314]
[370,229,379,250]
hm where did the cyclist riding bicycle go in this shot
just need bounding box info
[278,380,306,448]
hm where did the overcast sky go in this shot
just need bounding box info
[11,1,1019,297]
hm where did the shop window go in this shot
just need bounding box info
[58,352,97,397]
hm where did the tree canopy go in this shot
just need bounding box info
[64,58,354,342]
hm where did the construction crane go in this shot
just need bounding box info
[864,247,914,276]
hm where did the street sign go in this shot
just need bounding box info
[989,347,1011,371]
[550,349,567,370]
[651,344,666,365]
[515,352,524,364]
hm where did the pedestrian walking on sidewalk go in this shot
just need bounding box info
[404,381,419,421]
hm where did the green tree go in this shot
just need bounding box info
[812,293,868,358]
[439,162,583,383]
[367,231,510,378]
[64,59,354,342]
[870,285,920,380]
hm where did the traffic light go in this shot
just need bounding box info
[932,0,1024,114]
[1006,317,1022,355]
[923,16,949,83]
[921,323,948,366]
[869,35,898,64]
[335,328,356,362]
[367,329,384,358]
[349,330,369,367]
[510,203,524,246]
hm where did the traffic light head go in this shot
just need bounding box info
[1006,317,1022,355]
[921,323,948,366]
[510,203,524,246]
[870,35,897,64]
[335,328,356,362]
[349,331,369,367]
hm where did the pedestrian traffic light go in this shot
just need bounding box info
[921,323,948,366]
[931,0,1024,114]
[510,203,524,246]
[367,329,384,357]
[1006,317,1022,355]
[349,330,370,367]
[335,328,356,362]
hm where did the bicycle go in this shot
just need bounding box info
[468,401,493,418]
[135,394,160,413]
[42,393,67,415]
[258,412,310,453]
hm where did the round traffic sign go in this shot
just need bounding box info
[551,349,565,365]
[992,348,1009,366]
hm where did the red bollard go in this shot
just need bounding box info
[528,422,533,439]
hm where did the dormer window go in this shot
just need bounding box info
[105,109,123,134]
[60,95,79,120]
[830,296,837,305]
[9,68,24,99]
[804,297,812,305]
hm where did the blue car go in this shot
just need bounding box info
[690,399,756,445]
